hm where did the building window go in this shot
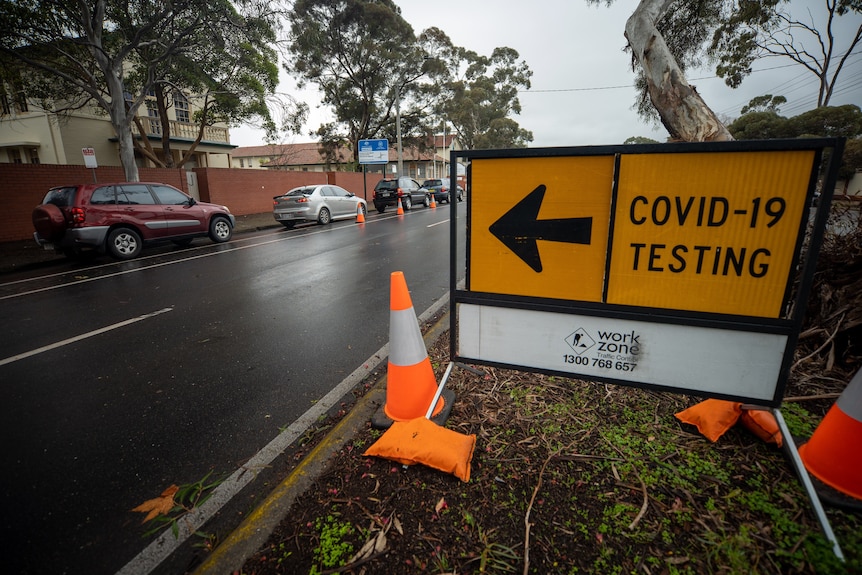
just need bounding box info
[239,159,245,168]
[173,92,189,123]
[9,149,22,163]
[1,90,10,116]
[14,90,28,113]
[146,100,162,134]
[29,149,40,164]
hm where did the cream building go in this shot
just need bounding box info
[0,84,235,168]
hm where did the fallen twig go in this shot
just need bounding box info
[791,312,844,371]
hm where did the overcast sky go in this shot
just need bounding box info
[231,0,862,149]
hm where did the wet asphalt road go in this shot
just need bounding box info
[0,205,466,574]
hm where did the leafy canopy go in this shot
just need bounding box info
[286,0,533,163]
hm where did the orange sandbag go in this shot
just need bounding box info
[675,399,742,442]
[364,418,476,482]
[740,408,783,447]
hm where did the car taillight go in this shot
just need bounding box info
[71,207,85,224]
[296,197,309,203]
[397,188,404,196]
[372,191,377,199]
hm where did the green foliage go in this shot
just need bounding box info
[287,1,533,160]
[728,105,862,177]
[710,0,862,107]
[310,514,355,574]
[0,0,282,176]
[741,94,787,115]
[142,471,223,539]
[624,136,661,144]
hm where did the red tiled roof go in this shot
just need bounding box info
[232,141,445,165]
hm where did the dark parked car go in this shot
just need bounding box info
[32,182,235,260]
[420,178,463,204]
[372,177,429,213]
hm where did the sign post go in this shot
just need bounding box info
[82,147,98,182]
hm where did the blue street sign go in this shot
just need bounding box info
[358,138,389,164]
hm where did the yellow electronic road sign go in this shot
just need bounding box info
[607,150,814,317]
[470,155,615,302]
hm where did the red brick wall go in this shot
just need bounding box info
[0,164,385,242]
[329,171,385,204]
[194,168,326,214]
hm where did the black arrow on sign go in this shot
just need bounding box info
[489,184,593,273]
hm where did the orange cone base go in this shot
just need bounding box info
[356,210,365,224]
[799,404,862,502]
[372,388,454,430]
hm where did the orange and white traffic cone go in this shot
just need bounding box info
[371,271,454,429]
[430,194,437,209]
[799,368,862,506]
[356,204,365,224]
[396,197,404,215]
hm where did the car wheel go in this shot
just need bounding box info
[281,221,296,229]
[32,204,67,241]
[107,227,142,259]
[317,207,331,225]
[458,192,463,201]
[423,194,430,207]
[376,204,386,214]
[403,196,412,211]
[358,203,367,217]
[209,215,233,243]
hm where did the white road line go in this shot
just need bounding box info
[427,219,450,228]
[114,286,456,575]
[0,225,350,301]
[0,308,173,367]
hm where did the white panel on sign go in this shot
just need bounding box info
[458,303,787,402]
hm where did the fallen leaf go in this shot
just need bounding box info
[131,484,179,523]
[435,497,447,514]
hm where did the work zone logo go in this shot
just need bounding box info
[566,328,642,358]
[565,328,596,355]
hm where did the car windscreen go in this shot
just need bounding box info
[43,186,77,207]
[423,180,442,187]
[285,188,314,196]
[375,181,398,190]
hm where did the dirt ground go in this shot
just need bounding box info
[235,204,862,575]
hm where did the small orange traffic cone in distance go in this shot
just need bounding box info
[381,271,445,422]
[396,197,404,215]
[356,204,365,224]
[799,368,862,503]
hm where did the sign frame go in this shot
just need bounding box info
[448,138,845,408]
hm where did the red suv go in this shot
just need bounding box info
[32,182,235,259]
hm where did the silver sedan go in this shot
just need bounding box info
[273,184,367,228]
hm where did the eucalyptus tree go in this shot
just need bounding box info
[420,27,533,150]
[591,0,861,143]
[0,0,282,180]
[286,0,533,163]
[287,0,436,166]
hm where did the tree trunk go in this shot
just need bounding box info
[105,69,140,181]
[625,0,733,143]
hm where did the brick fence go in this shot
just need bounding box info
[0,164,384,242]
